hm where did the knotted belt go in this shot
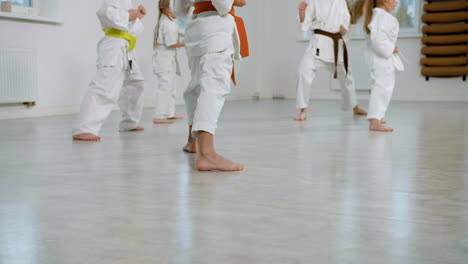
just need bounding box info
[105,28,137,50]
[314,29,348,79]
[193,1,250,85]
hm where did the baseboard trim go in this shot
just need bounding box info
[1,96,467,120]
[0,105,80,120]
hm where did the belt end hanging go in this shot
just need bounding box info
[231,64,237,86]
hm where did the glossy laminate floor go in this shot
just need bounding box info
[0,100,467,264]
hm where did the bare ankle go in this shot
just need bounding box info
[369,118,379,125]
[199,149,216,157]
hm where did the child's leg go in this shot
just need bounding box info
[295,108,308,121]
[119,79,145,131]
[183,56,202,153]
[154,72,176,124]
[295,49,317,121]
[191,50,243,171]
[72,67,125,140]
[369,119,393,132]
[168,74,183,120]
[191,50,231,136]
[119,60,145,131]
[183,125,198,153]
[367,68,396,132]
[336,65,367,115]
[196,131,243,171]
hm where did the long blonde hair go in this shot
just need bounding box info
[347,0,378,28]
[153,0,173,49]
[363,0,383,35]
[348,0,366,25]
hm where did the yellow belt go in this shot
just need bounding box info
[104,28,137,50]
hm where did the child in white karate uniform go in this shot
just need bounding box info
[182,0,248,171]
[294,0,368,122]
[153,0,186,124]
[363,0,403,132]
[73,0,147,141]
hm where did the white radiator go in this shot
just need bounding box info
[0,48,38,105]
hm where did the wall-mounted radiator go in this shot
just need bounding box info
[0,48,38,105]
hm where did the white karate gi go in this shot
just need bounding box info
[183,0,239,136]
[153,15,181,119]
[72,0,145,136]
[366,8,403,120]
[296,0,358,110]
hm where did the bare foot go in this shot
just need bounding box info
[130,126,145,131]
[294,108,307,121]
[370,123,394,132]
[380,119,387,124]
[196,153,244,171]
[353,105,368,116]
[73,133,101,141]
[183,140,198,153]
[168,115,184,120]
[153,119,175,124]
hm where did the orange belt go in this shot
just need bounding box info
[193,1,249,85]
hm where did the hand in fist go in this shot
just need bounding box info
[129,5,146,21]
[339,25,347,36]
[137,5,146,17]
[298,1,308,12]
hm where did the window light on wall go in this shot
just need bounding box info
[0,0,61,24]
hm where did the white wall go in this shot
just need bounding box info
[0,0,466,120]
[0,0,255,120]
[1,0,98,119]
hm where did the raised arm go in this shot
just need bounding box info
[129,5,146,21]
[298,1,307,23]
[369,19,395,58]
[97,0,130,31]
[298,1,315,32]
[159,22,185,49]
